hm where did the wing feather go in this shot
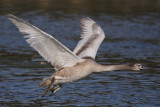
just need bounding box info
[7,14,82,69]
[73,17,105,59]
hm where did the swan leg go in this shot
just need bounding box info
[42,77,55,97]
[50,84,63,96]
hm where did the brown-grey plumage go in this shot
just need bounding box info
[7,14,144,97]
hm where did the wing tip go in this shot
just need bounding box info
[6,14,27,25]
[6,14,14,17]
[80,17,95,23]
[6,14,18,20]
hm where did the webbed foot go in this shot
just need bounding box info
[50,84,63,96]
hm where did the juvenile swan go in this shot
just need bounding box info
[7,14,144,96]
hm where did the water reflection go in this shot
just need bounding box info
[0,0,160,107]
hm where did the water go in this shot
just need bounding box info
[0,0,160,106]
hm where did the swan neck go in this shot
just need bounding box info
[95,64,134,72]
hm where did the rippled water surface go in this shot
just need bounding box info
[0,0,160,106]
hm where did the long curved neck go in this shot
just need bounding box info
[94,63,134,72]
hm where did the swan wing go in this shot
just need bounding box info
[73,17,105,59]
[7,14,82,69]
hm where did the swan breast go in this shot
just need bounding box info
[53,59,96,84]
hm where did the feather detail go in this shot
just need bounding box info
[7,14,82,69]
[73,17,105,59]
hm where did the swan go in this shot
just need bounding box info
[7,14,144,96]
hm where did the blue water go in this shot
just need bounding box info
[0,0,160,106]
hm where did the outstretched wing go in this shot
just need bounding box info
[73,17,105,59]
[7,14,82,69]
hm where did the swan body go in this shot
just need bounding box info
[7,14,144,96]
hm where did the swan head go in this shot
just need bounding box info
[131,63,145,71]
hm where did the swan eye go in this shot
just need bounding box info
[136,64,145,70]
[137,64,141,67]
